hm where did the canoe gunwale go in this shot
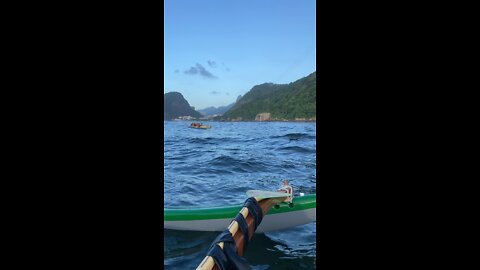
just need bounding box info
[164,194,316,221]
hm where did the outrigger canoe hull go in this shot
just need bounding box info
[164,194,316,233]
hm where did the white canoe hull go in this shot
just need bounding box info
[164,208,316,233]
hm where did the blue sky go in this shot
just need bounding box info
[164,0,316,110]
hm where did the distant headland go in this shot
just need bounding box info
[164,71,316,122]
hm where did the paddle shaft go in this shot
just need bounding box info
[196,197,285,270]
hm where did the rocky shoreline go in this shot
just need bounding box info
[169,112,316,122]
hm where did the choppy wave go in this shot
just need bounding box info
[271,132,316,140]
[208,155,270,172]
[277,146,316,153]
[187,137,255,145]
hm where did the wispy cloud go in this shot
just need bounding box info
[207,60,217,68]
[184,63,217,79]
[222,63,230,72]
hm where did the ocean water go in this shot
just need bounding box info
[164,121,317,269]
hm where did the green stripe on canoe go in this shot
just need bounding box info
[164,194,316,221]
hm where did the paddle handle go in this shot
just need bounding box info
[196,206,250,270]
[196,196,287,270]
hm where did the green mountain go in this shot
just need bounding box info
[164,92,202,120]
[222,71,316,121]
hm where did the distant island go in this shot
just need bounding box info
[164,71,316,122]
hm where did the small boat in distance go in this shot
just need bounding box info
[189,122,212,129]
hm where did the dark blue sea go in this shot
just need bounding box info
[164,121,317,269]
